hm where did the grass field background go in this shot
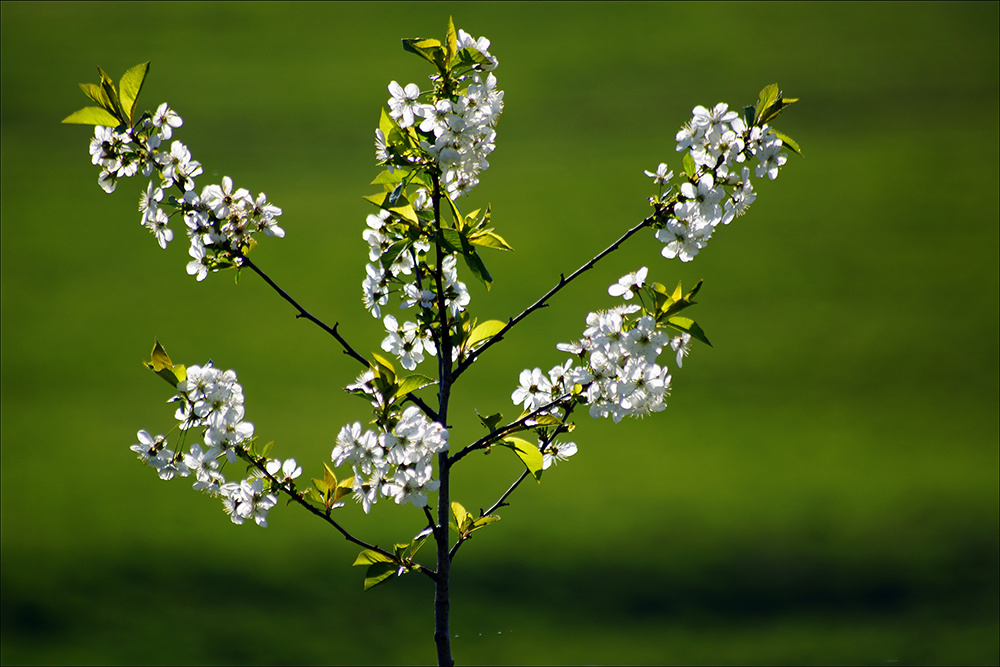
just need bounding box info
[2,2,998,665]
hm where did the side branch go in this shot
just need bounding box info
[447,391,574,466]
[236,254,439,420]
[236,254,369,367]
[241,452,438,581]
[450,404,574,562]
[453,215,655,379]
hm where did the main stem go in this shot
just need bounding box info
[431,172,454,667]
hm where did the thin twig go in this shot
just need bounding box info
[236,253,439,420]
[240,451,438,581]
[453,215,655,379]
[447,391,575,466]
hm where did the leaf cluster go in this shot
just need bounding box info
[63,62,150,128]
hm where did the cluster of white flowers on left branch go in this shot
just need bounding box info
[130,362,300,527]
[86,102,284,280]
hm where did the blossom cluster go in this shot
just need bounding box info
[512,267,692,424]
[362,27,500,372]
[332,401,449,513]
[649,102,788,261]
[383,29,503,199]
[86,103,284,279]
[129,363,300,527]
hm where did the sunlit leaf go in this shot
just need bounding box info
[118,61,149,125]
[467,229,514,251]
[502,436,544,483]
[395,373,435,398]
[754,83,780,126]
[666,316,712,347]
[61,106,120,126]
[142,339,186,387]
[771,130,803,157]
[467,320,506,349]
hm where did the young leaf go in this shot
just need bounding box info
[62,106,121,126]
[79,82,112,110]
[97,66,127,124]
[467,320,506,349]
[371,352,397,377]
[451,501,469,532]
[362,562,397,590]
[142,339,186,387]
[470,515,501,531]
[682,152,697,179]
[467,229,514,251]
[395,373,435,398]
[401,37,447,70]
[334,476,355,503]
[118,61,149,125]
[323,462,337,490]
[459,235,493,289]
[771,130,803,157]
[370,169,408,186]
[502,437,544,483]
[446,16,458,67]
[753,84,781,126]
[437,228,464,254]
[666,316,712,347]
[476,410,504,433]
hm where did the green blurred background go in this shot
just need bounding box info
[2,1,997,664]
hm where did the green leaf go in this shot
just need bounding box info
[467,319,506,349]
[323,462,337,490]
[471,515,501,530]
[118,61,149,125]
[333,476,355,503]
[79,82,111,109]
[502,437,544,483]
[395,373,435,398]
[476,410,503,432]
[437,228,463,254]
[363,562,397,590]
[260,440,274,459]
[451,501,470,532]
[353,549,393,567]
[61,106,121,126]
[142,339,186,388]
[370,169,408,186]
[666,316,712,347]
[458,234,492,290]
[363,191,419,225]
[468,229,514,251]
[530,414,564,428]
[754,84,781,126]
[771,130,803,157]
[401,37,447,69]
[682,152,697,179]
[453,47,491,70]
[685,279,704,301]
[443,191,465,230]
[371,352,397,377]
[446,16,458,67]
[97,66,127,124]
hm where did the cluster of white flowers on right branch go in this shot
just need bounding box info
[648,90,798,262]
[512,267,697,425]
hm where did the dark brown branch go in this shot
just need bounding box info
[239,451,437,581]
[452,215,655,380]
[236,253,439,421]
